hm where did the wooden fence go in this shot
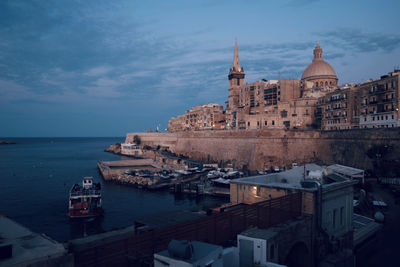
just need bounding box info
[72,192,302,266]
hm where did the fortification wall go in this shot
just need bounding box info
[125,129,400,171]
[126,132,177,148]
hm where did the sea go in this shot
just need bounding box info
[0,137,227,242]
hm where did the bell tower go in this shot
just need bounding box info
[228,40,245,128]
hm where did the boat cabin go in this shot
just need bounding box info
[82,177,94,189]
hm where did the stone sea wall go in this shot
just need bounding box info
[126,128,400,172]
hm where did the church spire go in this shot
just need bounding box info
[232,39,241,72]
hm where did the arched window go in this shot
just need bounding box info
[325,81,328,87]
[330,81,332,85]
[315,82,318,87]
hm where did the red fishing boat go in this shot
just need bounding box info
[69,177,103,218]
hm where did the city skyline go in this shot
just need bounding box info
[1,0,400,137]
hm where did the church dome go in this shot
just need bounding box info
[301,42,337,81]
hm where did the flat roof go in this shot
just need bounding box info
[231,163,323,188]
[353,213,382,247]
[0,214,67,266]
[231,163,357,190]
[239,227,278,240]
[155,241,222,264]
[327,164,364,177]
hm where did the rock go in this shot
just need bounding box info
[0,140,16,145]
[105,143,121,154]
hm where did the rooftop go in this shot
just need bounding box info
[0,214,70,266]
[155,240,222,264]
[327,164,364,178]
[353,213,382,247]
[231,163,358,190]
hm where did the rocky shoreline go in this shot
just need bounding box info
[0,140,16,145]
[104,143,121,154]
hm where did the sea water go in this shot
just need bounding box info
[0,138,226,242]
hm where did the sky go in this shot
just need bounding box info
[1,0,400,137]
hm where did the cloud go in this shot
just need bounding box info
[84,66,113,77]
[320,29,400,53]
[0,79,35,102]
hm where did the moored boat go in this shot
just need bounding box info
[69,177,103,218]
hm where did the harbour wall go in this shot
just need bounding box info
[126,128,400,172]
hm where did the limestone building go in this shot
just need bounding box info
[167,40,400,132]
[225,41,337,131]
[358,70,400,128]
[168,104,225,132]
[316,84,360,130]
[230,164,358,262]
[301,41,338,92]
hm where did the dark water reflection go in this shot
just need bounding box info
[0,138,227,242]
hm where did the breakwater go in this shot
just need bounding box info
[126,128,400,173]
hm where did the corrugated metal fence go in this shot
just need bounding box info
[72,192,302,266]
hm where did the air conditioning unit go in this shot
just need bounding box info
[237,228,282,267]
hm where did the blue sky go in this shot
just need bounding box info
[1,0,399,137]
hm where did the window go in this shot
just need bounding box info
[333,209,337,229]
[281,110,288,117]
[264,120,268,126]
[247,121,250,126]
[283,121,290,127]
[340,207,344,225]
[237,79,240,86]
[272,120,275,126]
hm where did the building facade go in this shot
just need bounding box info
[168,104,225,132]
[316,85,360,130]
[167,40,400,132]
[358,70,400,128]
[230,164,357,264]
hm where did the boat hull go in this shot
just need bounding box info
[69,207,104,218]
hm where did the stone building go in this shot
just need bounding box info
[316,84,360,130]
[168,104,225,132]
[301,41,338,92]
[230,164,357,265]
[358,70,400,128]
[167,40,400,132]
[224,41,337,131]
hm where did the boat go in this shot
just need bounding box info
[69,177,104,218]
